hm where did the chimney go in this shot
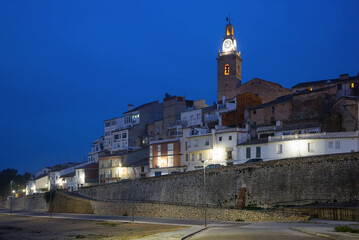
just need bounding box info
[128,104,134,111]
[340,73,349,80]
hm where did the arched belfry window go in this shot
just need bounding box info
[224,64,230,75]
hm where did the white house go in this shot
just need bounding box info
[237,131,359,163]
[182,126,248,171]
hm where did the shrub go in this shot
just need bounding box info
[335,225,359,233]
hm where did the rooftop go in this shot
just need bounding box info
[292,74,359,89]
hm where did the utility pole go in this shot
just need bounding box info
[201,160,207,227]
[10,180,13,213]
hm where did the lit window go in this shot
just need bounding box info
[351,82,355,88]
[224,64,229,75]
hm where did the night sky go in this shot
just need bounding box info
[1,0,358,173]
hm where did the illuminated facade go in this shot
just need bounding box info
[217,20,242,102]
[237,131,359,163]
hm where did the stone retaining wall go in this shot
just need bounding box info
[78,153,359,208]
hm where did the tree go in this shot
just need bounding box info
[0,169,31,200]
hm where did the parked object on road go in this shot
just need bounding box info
[245,158,263,164]
[205,164,222,169]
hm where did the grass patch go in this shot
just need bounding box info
[96,222,117,227]
[243,203,262,210]
[335,225,359,233]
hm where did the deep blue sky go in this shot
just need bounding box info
[0,0,358,173]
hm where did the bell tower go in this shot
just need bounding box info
[217,18,242,102]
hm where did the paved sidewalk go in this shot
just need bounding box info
[134,226,205,240]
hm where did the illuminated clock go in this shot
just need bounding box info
[222,39,233,52]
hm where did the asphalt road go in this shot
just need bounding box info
[188,222,359,240]
[1,209,359,240]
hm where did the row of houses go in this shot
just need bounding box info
[25,20,359,194]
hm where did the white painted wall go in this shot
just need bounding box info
[237,134,359,164]
[181,109,203,127]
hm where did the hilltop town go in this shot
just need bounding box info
[25,20,359,195]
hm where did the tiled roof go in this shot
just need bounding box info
[60,172,76,178]
[251,86,334,110]
[124,101,159,114]
[292,75,359,89]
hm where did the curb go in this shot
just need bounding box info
[181,227,208,240]
[291,227,337,240]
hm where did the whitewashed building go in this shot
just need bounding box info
[237,131,359,163]
[182,126,248,171]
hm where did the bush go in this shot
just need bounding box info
[335,225,359,233]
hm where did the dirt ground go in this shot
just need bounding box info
[0,214,187,240]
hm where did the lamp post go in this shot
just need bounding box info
[131,167,135,222]
[200,160,207,227]
[10,180,14,213]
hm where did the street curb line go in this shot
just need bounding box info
[181,227,208,240]
[1,212,195,227]
[291,227,337,240]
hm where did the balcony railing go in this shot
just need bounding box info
[268,131,359,142]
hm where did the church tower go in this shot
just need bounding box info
[217,19,242,102]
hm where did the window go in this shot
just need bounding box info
[335,141,340,149]
[141,166,145,172]
[105,122,111,127]
[111,120,116,125]
[276,144,283,154]
[122,132,127,138]
[227,151,232,160]
[253,110,256,114]
[109,159,112,167]
[219,136,222,141]
[328,142,333,149]
[205,139,209,146]
[105,131,111,136]
[168,156,174,167]
[109,170,112,178]
[308,142,315,153]
[149,146,153,156]
[224,64,230,75]
[167,144,174,167]
[158,145,161,156]
[188,140,192,148]
[186,154,189,161]
[194,140,199,147]
[192,154,195,161]
[199,153,202,161]
[114,134,119,140]
[246,147,251,158]
[337,84,342,90]
[351,82,355,88]
[197,113,201,120]
[229,136,232,141]
[256,146,261,158]
[272,106,275,113]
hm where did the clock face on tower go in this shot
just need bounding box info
[222,39,233,52]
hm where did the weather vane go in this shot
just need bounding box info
[226,13,233,23]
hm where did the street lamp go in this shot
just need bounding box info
[200,160,207,227]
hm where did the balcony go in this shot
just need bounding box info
[268,131,359,142]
